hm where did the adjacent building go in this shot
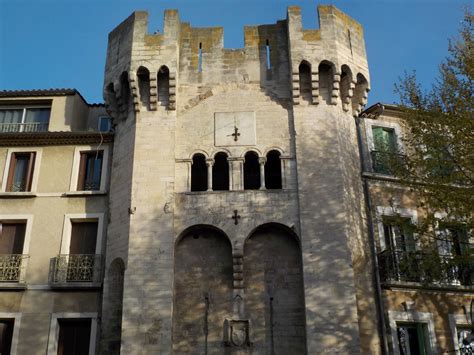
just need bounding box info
[0,5,471,354]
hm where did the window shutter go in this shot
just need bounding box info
[6,153,17,191]
[25,152,36,191]
[77,153,87,190]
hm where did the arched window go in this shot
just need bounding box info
[212,152,229,191]
[157,66,170,107]
[244,152,260,190]
[191,154,207,192]
[137,66,150,110]
[120,72,130,111]
[105,83,117,112]
[299,61,312,103]
[353,73,369,114]
[340,65,352,110]
[265,150,282,189]
[318,62,334,104]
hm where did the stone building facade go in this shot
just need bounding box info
[0,4,472,355]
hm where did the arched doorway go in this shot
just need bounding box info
[173,226,233,353]
[244,224,306,354]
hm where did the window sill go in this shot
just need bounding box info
[49,282,102,289]
[0,282,27,290]
[0,192,37,198]
[63,191,107,197]
[182,189,290,195]
[382,280,474,293]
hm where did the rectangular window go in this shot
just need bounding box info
[77,151,103,191]
[457,327,474,353]
[372,126,397,174]
[0,107,50,132]
[66,221,98,282]
[397,323,429,355]
[438,225,471,285]
[6,152,36,192]
[57,318,91,355]
[0,222,26,283]
[98,116,111,132]
[0,319,14,354]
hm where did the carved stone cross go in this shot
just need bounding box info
[232,210,241,225]
[231,126,240,142]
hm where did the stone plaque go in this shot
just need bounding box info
[215,112,256,147]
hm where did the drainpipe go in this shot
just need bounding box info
[355,111,389,355]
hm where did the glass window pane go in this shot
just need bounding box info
[84,152,103,190]
[99,117,110,132]
[12,156,29,192]
[24,108,50,123]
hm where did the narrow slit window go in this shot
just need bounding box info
[265,39,271,70]
[198,42,203,73]
[157,66,170,107]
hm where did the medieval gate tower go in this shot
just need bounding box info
[102,5,374,354]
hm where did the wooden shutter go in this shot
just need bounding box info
[70,222,98,255]
[77,153,87,190]
[5,153,17,191]
[25,152,36,192]
[0,320,14,355]
[0,223,26,254]
[57,319,91,355]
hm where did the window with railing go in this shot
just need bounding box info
[0,107,50,133]
[378,220,473,286]
[0,222,28,283]
[50,221,103,286]
[77,151,103,191]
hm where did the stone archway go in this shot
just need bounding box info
[172,226,233,353]
[244,224,306,354]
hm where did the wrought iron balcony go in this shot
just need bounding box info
[49,254,103,287]
[379,249,473,287]
[370,150,407,175]
[0,122,49,133]
[0,254,29,283]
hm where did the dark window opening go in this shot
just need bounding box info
[137,66,150,109]
[244,152,260,190]
[77,151,103,191]
[299,62,312,103]
[158,66,170,107]
[265,39,271,70]
[70,222,98,255]
[397,323,428,355]
[191,154,207,192]
[0,222,26,255]
[265,150,282,189]
[0,319,14,355]
[340,65,352,108]
[120,72,130,112]
[6,152,36,192]
[352,73,369,113]
[198,43,203,73]
[318,62,333,104]
[57,319,92,355]
[212,152,229,191]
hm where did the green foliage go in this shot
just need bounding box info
[390,9,473,284]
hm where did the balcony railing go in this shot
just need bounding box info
[49,254,103,286]
[0,254,29,283]
[370,150,407,175]
[0,122,49,133]
[379,249,473,286]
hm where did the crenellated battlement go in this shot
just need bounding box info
[103,5,370,120]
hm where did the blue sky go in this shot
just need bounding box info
[0,0,468,105]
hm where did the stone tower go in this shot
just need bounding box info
[102,5,375,354]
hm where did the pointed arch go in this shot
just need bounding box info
[119,72,130,113]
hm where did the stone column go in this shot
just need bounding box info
[259,157,266,190]
[206,158,214,191]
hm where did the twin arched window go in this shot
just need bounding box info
[136,66,170,109]
[191,150,282,191]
